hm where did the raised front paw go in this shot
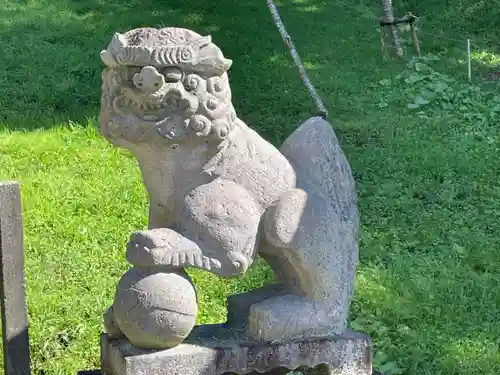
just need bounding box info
[126,228,191,267]
[125,228,222,271]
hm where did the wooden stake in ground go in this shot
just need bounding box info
[407,13,421,57]
[380,13,421,58]
[0,181,31,375]
[380,24,387,59]
[380,0,404,57]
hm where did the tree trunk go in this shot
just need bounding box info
[381,0,404,57]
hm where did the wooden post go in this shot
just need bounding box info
[407,13,421,57]
[380,24,387,59]
[380,12,421,59]
[0,181,31,375]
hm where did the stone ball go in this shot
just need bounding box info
[112,267,198,349]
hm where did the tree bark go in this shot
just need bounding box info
[380,0,404,57]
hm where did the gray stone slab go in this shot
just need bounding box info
[84,369,385,375]
[0,181,31,375]
[101,324,371,375]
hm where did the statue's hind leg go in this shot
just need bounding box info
[244,188,355,342]
[247,244,347,342]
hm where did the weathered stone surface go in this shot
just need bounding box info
[109,267,197,350]
[85,369,384,375]
[249,116,359,342]
[101,325,372,375]
[99,26,361,348]
[0,181,31,375]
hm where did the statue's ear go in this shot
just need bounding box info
[112,32,128,48]
[222,58,233,71]
[100,50,119,68]
[101,32,128,67]
[196,35,212,48]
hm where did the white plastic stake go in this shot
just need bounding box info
[467,38,471,81]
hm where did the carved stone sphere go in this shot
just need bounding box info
[112,267,198,349]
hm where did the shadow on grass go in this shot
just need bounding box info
[0,0,332,142]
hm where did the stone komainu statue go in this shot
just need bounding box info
[99,27,359,343]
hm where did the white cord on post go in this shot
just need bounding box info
[266,0,329,118]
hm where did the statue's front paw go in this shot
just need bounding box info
[125,228,212,269]
[125,228,186,267]
[125,231,156,267]
[128,228,177,251]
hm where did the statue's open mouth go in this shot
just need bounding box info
[112,95,173,124]
[111,90,196,141]
[111,85,198,129]
[112,85,174,122]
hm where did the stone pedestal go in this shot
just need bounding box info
[101,323,372,375]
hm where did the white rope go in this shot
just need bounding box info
[266,0,329,118]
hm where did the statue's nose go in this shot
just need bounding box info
[133,66,165,92]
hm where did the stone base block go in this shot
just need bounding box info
[101,324,372,375]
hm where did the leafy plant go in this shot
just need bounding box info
[392,54,500,127]
[374,351,404,375]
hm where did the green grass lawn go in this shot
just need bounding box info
[2,0,500,374]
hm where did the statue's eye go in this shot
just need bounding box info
[183,74,200,91]
[163,67,183,83]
